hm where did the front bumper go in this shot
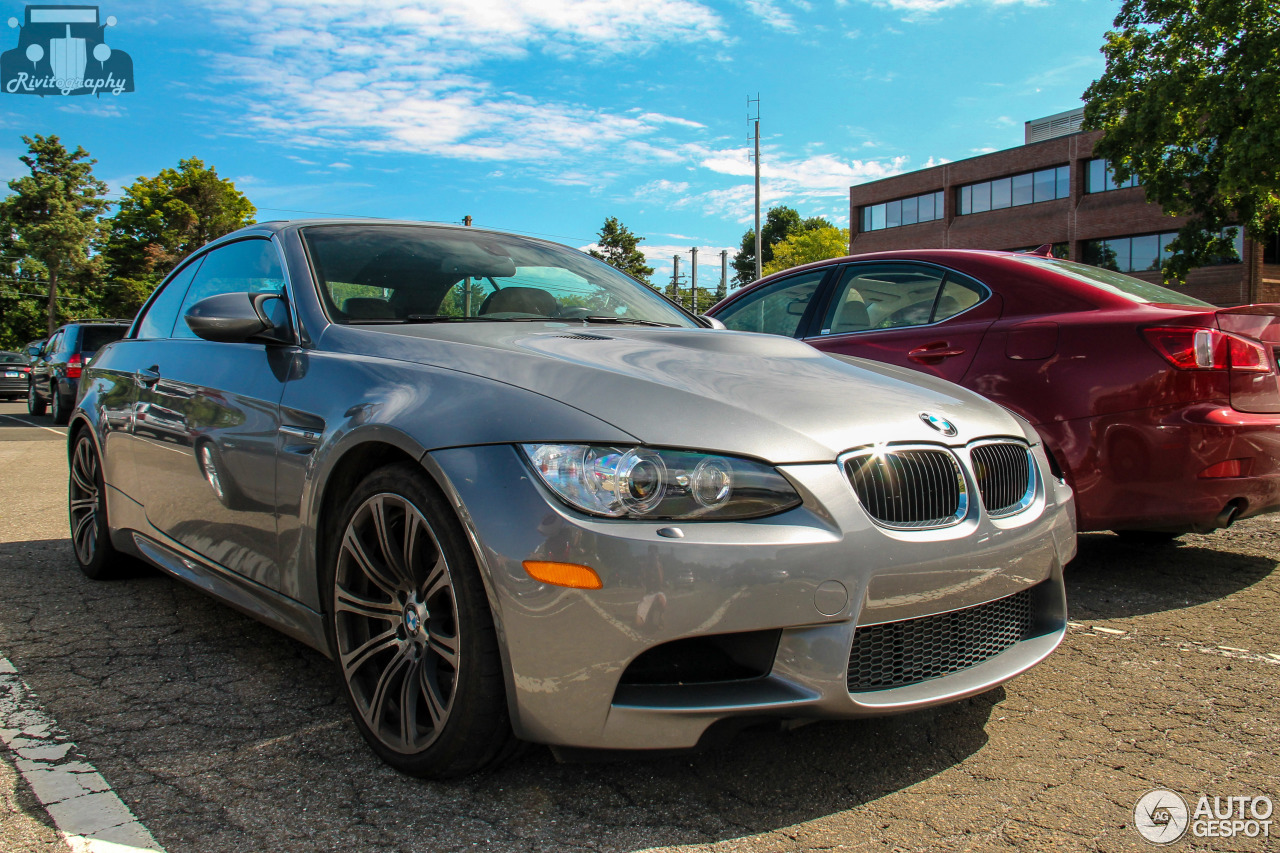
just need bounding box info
[430,442,1076,750]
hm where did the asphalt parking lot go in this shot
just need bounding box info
[0,398,1277,852]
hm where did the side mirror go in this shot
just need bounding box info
[185,292,292,344]
[697,315,727,330]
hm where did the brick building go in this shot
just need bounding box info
[847,108,1280,306]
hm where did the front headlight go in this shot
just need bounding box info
[520,444,802,520]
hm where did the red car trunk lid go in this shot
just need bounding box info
[1217,304,1280,413]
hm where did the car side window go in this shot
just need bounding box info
[717,270,827,337]
[818,264,986,336]
[933,274,986,322]
[44,331,63,356]
[135,258,204,340]
[172,239,287,340]
[819,264,947,335]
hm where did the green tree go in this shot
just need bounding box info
[1,135,109,335]
[588,216,655,284]
[732,207,833,287]
[763,226,851,276]
[1083,0,1280,282]
[103,157,256,316]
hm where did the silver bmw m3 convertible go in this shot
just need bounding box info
[69,220,1076,777]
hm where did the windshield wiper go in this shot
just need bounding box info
[575,316,679,327]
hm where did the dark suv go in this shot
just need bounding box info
[28,320,130,424]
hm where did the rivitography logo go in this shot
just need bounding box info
[2,5,133,96]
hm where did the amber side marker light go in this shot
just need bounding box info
[522,560,603,590]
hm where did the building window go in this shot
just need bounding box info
[1085,158,1141,193]
[861,190,945,232]
[957,165,1069,215]
[1081,229,1243,273]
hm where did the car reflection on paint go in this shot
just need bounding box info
[68,219,1076,778]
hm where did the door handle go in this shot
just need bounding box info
[908,343,966,362]
[136,366,160,387]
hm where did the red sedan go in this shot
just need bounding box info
[707,248,1280,537]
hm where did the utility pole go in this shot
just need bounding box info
[671,255,681,303]
[749,96,761,281]
[718,250,728,301]
[690,247,698,312]
[463,215,473,316]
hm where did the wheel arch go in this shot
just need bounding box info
[309,432,523,731]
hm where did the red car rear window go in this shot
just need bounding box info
[1011,256,1214,307]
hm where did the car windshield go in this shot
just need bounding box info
[1012,256,1214,307]
[0,353,24,364]
[302,224,695,327]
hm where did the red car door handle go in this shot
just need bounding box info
[908,343,966,361]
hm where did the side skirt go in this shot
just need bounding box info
[123,525,331,658]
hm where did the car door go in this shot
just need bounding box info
[716,268,832,338]
[803,262,1001,384]
[128,238,294,589]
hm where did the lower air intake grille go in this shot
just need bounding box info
[847,589,1036,691]
[970,442,1034,517]
[845,449,964,528]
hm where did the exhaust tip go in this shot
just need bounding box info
[1214,502,1243,530]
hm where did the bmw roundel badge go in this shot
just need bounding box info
[919,412,958,436]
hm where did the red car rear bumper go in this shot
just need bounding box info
[1038,403,1280,533]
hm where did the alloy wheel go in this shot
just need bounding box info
[333,493,461,755]
[69,436,100,566]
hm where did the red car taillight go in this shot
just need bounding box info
[66,352,83,379]
[1142,327,1272,373]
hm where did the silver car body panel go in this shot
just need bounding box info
[73,219,1078,753]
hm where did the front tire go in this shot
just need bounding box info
[27,383,46,416]
[326,463,515,778]
[51,390,71,425]
[69,429,127,580]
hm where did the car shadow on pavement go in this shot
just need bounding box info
[1065,530,1277,620]
[0,537,998,853]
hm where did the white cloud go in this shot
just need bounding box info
[857,0,1047,18]
[205,0,725,165]
[670,146,907,222]
[637,112,706,129]
[56,101,125,118]
[635,179,692,201]
[743,0,796,31]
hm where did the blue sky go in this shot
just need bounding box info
[2,0,1121,287]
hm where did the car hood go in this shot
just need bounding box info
[322,323,1028,463]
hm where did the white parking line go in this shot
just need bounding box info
[0,658,164,853]
[0,413,65,436]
